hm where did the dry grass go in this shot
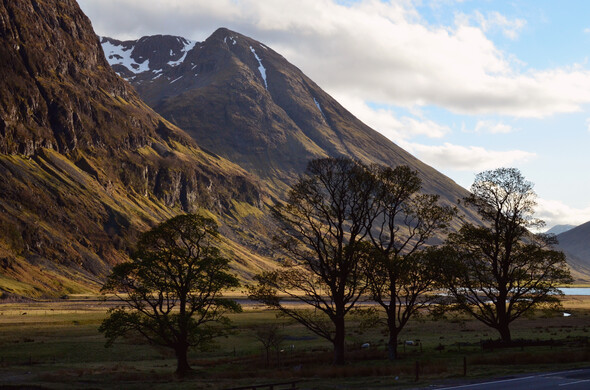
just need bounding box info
[1,295,590,389]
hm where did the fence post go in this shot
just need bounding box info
[463,356,467,376]
[415,360,419,382]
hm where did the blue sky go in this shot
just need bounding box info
[78,0,590,228]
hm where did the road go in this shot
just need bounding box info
[429,368,590,390]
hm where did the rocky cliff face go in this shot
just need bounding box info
[0,1,264,297]
[0,0,143,154]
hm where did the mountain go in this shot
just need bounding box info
[0,0,268,297]
[557,222,590,282]
[7,0,571,298]
[546,224,575,235]
[100,30,479,224]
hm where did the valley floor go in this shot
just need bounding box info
[0,295,589,389]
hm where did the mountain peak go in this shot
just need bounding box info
[210,27,240,39]
[100,34,197,80]
[105,28,478,222]
[206,28,268,52]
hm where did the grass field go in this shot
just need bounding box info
[0,296,589,389]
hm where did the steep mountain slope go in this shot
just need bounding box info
[557,222,590,282]
[0,0,267,297]
[101,29,479,223]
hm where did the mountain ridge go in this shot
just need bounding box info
[100,28,480,225]
[102,29,590,281]
[546,224,575,236]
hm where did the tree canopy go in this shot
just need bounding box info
[250,158,454,363]
[365,164,456,359]
[249,157,375,365]
[99,214,241,376]
[439,168,572,342]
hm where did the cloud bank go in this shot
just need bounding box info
[79,0,590,119]
[535,199,590,229]
[402,142,535,171]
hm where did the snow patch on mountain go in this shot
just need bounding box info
[101,39,150,74]
[314,97,328,121]
[225,36,238,45]
[168,39,197,67]
[249,46,267,89]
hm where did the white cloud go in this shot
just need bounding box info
[333,95,450,141]
[474,120,514,134]
[535,198,590,228]
[471,11,527,40]
[308,95,527,175]
[401,142,535,171]
[78,0,590,118]
[332,98,527,176]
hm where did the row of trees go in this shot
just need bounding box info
[249,158,571,364]
[249,158,455,363]
[99,158,571,376]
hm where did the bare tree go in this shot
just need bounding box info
[254,323,285,367]
[365,165,456,360]
[249,157,375,365]
[440,168,572,342]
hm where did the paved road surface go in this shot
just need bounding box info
[430,368,590,390]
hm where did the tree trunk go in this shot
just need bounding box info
[386,297,400,360]
[387,324,399,360]
[496,295,511,343]
[498,322,511,343]
[333,315,346,365]
[175,344,191,377]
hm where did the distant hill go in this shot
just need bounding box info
[557,222,590,283]
[546,224,575,235]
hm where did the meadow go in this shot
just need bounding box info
[1,295,589,389]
